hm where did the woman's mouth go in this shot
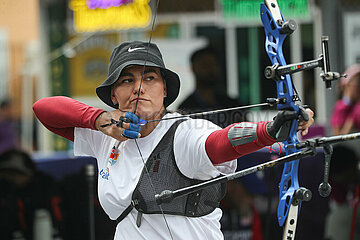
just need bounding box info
[131,98,149,103]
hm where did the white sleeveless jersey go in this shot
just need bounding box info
[74,112,237,240]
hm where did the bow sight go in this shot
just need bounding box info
[264,36,346,90]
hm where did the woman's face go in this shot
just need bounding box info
[345,74,360,102]
[111,65,166,120]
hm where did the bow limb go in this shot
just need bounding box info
[261,0,303,236]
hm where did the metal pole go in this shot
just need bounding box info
[86,164,96,240]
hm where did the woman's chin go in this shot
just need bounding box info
[136,108,164,120]
[137,112,157,120]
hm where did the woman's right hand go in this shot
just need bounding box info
[95,110,141,141]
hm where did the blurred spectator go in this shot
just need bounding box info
[0,149,64,240]
[220,180,263,240]
[0,99,18,154]
[179,46,258,239]
[331,64,360,135]
[59,166,116,240]
[178,46,245,127]
[295,152,330,240]
[324,145,360,240]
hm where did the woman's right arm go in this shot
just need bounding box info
[33,96,105,141]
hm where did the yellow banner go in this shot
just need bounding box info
[69,0,151,32]
[70,34,118,96]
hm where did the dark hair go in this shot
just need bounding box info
[0,99,11,109]
[0,149,36,174]
[330,145,359,178]
[190,47,218,66]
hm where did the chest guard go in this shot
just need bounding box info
[132,119,226,217]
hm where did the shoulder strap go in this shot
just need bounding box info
[115,204,133,225]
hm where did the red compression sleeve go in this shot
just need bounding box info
[33,96,105,141]
[205,121,276,165]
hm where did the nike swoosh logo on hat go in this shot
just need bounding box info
[128,47,145,52]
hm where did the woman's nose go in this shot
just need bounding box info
[133,78,144,94]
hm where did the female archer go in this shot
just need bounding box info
[33,41,314,240]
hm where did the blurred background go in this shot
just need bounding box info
[0,0,359,239]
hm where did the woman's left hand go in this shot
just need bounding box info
[267,108,315,141]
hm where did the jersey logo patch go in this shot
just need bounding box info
[145,153,161,173]
[100,169,109,180]
[100,146,120,180]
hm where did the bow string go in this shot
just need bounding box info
[130,0,175,239]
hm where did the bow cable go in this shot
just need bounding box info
[101,98,283,128]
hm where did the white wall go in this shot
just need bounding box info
[0,29,9,100]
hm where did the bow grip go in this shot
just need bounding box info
[276,120,292,142]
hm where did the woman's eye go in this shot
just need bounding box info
[145,75,154,81]
[121,78,132,83]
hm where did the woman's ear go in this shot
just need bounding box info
[163,80,167,97]
[110,87,118,105]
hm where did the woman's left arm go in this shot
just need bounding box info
[206,109,314,165]
[205,121,275,165]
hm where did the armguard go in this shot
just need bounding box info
[227,122,257,147]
